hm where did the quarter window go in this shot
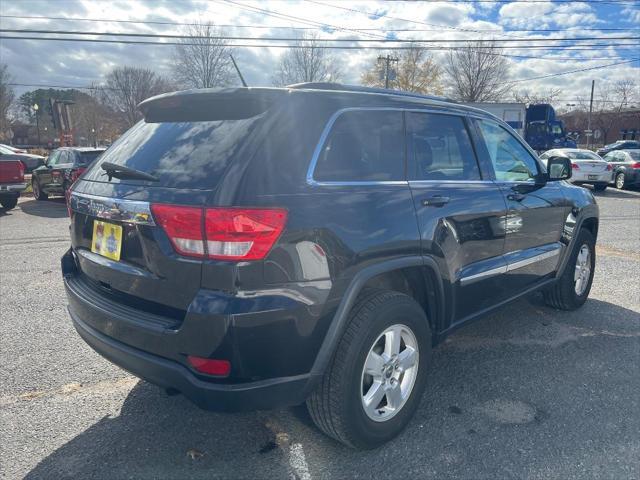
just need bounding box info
[313,110,404,182]
[478,120,540,182]
[407,112,480,181]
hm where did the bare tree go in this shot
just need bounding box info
[587,79,638,145]
[273,33,342,86]
[443,40,512,102]
[513,88,563,105]
[361,46,443,95]
[172,22,235,89]
[0,64,15,140]
[103,66,174,127]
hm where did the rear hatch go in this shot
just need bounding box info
[69,88,285,320]
[576,160,609,173]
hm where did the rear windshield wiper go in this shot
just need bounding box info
[101,161,159,182]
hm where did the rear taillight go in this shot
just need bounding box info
[71,168,86,183]
[205,208,288,260]
[606,164,613,171]
[150,204,205,257]
[571,163,579,170]
[151,205,287,261]
[187,356,231,377]
[632,162,640,169]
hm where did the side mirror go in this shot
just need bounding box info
[546,156,572,181]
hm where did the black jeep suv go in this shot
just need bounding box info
[63,84,598,449]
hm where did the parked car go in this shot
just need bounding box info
[31,147,105,200]
[0,157,26,210]
[0,144,45,173]
[539,148,612,191]
[596,140,640,157]
[0,143,27,154]
[603,149,640,189]
[63,84,598,449]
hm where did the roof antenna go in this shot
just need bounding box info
[230,54,248,87]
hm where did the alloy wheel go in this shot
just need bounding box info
[360,324,419,422]
[616,173,625,189]
[574,244,592,296]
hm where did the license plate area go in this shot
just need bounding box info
[91,220,123,261]
[588,175,599,180]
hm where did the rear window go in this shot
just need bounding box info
[77,151,104,166]
[313,110,404,182]
[83,117,263,188]
[628,150,640,161]
[565,151,601,161]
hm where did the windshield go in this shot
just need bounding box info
[0,145,13,154]
[83,116,264,189]
[550,122,564,136]
[565,151,601,161]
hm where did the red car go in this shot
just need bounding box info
[0,158,26,210]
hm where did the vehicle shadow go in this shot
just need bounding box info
[19,198,69,219]
[592,187,640,199]
[24,296,639,479]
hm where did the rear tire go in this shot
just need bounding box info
[32,179,48,201]
[615,172,626,190]
[0,197,18,210]
[593,183,607,192]
[544,228,595,310]
[307,289,432,449]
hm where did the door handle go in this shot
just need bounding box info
[422,195,450,207]
[507,193,526,202]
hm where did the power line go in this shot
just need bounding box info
[3,28,638,43]
[2,35,639,51]
[502,58,640,85]
[1,14,637,34]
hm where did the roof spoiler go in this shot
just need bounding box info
[138,88,288,123]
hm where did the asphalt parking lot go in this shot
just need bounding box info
[1,189,639,480]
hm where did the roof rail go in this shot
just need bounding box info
[287,82,454,103]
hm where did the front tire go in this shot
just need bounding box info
[615,172,626,190]
[32,179,48,201]
[307,289,432,449]
[544,228,595,310]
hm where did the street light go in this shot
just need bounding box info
[91,127,96,148]
[33,103,41,147]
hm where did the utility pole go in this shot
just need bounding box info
[377,55,399,89]
[229,54,248,87]
[587,79,595,148]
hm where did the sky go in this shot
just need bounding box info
[1,0,639,106]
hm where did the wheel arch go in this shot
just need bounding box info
[307,256,445,384]
[556,206,599,278]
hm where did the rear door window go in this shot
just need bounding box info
[313,110,404,182]
[407,112,481,181]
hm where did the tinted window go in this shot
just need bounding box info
[314,110,404,182]
[407,113,480,181]
[565,151,601,161]
[628,150,640,161]
[84,117,264,188]
[478,120,539,182]
[77,151,103,166]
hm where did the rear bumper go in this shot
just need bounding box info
[571,172,612,184]
[61,248,328,411]
[70,308,313,411]
[0,183,26,194]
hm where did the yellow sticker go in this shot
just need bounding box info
[91,220,123,261]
